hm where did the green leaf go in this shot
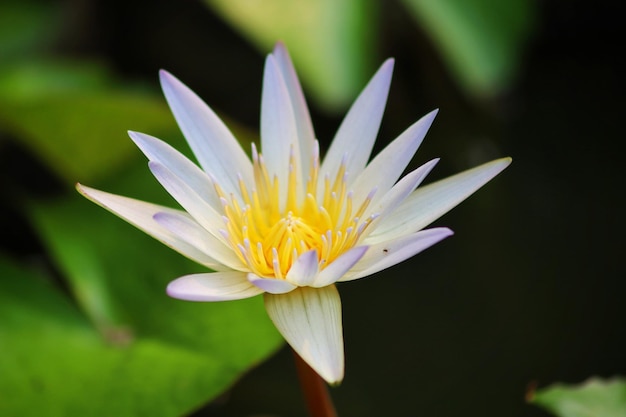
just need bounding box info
[6,165,282,416]
[0,1,61,62]
[203,0,376,111]
[529,377,626,417]
[400,0,535,97]
[0,61,178,183]
[0,61,112,98]
[0,257,227,417]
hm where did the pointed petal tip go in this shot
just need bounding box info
[441,227,455,237]
[367,58,394,87]
[158,70,171,89]
[75,182,92,201]
[127,130,140,139]
[127,130,147,147]
[273,40,287,54]
[422,157,440,170]
[159,70,181,97]
[298,353,344,385]
[427,108,439,118]
[159,70,184,94]
[127,130,163,153]
[320,366,344,385]
[166,278,192,300]
[264,53,277,67]
[377,59,395,80]
[158,68,172,81]
[165,280,183,299]
[76,183,95,199]
[418,109,439,129]
[327,373,344,386]
[165,279,214,302]
[424,226,455,241]
[490,156,513,173]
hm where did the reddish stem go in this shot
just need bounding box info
[292,350,338,417]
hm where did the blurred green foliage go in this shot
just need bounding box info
[0,61,177,183]
[0,255,280,417]
[204,0,377,111]
[204,0,535,106]
[0,1,59,62]
[400,0,534,96]
[530,378,626,417]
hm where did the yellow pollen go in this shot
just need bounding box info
[217,142,376,279]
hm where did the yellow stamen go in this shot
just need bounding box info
[218,142,375,279]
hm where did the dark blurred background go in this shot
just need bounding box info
[1,0,624,416]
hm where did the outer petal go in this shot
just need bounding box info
[368,158,512,244]
[343,227,454,281]
[264,286,344,384]
[351,109,438,205]
[129,131,222,210]
[312,246,369,288]
[320,59,394,190]
[153,212,245,271]
[159,70,253,196]
[148,161,226,244]
[76,184,224,269]
[167,271,263,301]
[248,274,297,294]
[361,158,439,238]
[272,42,316,177]
[261,54,301,205]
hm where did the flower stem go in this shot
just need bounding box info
[292,349,338,417]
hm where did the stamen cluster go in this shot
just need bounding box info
[216,142,377,278]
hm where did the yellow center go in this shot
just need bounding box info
[215,143,376,279]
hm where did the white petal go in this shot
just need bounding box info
[129,131,222,210]
[76,184,224,269]
[148,161,226,244]
[361,159,439,238]
[369,157,512,244]
[351,109,438,205]
[153,212,244,271]
[264,286,344,384]
[286,249,320,286]
[272,42,316,176]
[320,59,394,188]
[261,54,301,206]
[159,70,253,195]
[167,271,263,301]
[248,274,297,294]
[313,246,369,288]
[343,227,454,281]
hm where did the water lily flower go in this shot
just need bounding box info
[77,43,510,384]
